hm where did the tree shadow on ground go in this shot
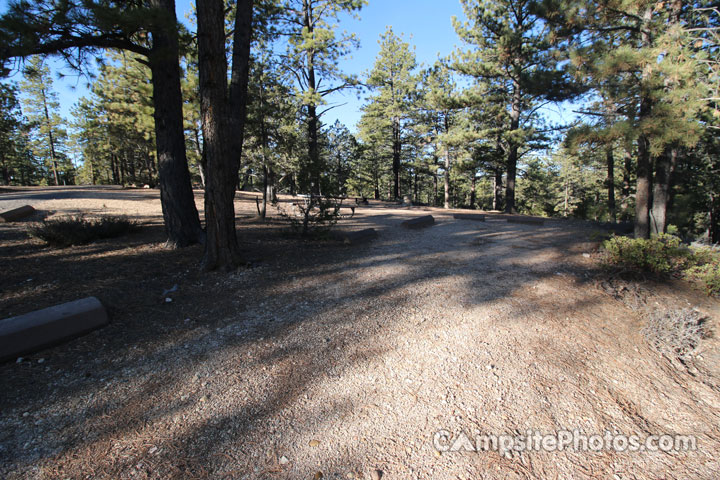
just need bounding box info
[1,205,713,479]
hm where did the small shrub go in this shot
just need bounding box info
[28,215,138,247]
[601,233,690,275]
[643,308,709,360]
[684,247,720,295]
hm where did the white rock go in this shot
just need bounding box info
[279,456,289,465]
[165,297,173,303]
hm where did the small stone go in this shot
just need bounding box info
[309,439,320,447]
[22,412,29,417]
[165,297,173,303]
[16,357,23,363]
[582,253,591,258]
[346,473,355,479]
[313,472,324,479]
[278,456,289,465]
[148,446,158,454]
[37,358,45,364]
[370,469,383,480]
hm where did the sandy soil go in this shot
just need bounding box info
[1,186,719,479]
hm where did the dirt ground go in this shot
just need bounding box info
[1,186,719,480]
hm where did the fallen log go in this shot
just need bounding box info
[0,296,109,362]
[401,215,435,229]
[0,205,35,222]
[333,228,378,245]
[453,213,486,221]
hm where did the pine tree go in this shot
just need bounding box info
[196,0,254,270]
[1,0,204,246]
[278,0,365,194]
[544,0,708,236]
[19,56,70,185]
[0,83,38,184]
[364,26,418,200]
[453,0,580,213]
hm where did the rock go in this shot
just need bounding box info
[401,215,435,229]
[371,469,383,480]
[309,439,320,447]
[165,298,173,303]
[279,456,289,465]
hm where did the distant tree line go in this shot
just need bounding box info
[1,0,718,269]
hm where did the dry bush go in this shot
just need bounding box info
[28,215,138,247]
[643,308,710,360]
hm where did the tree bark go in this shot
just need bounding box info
[444,148,451,209]
[470,174,476,209]
[392,115,401,199]
[606,146,616,222]
[635,134,652,238]
[198,0,253,270]
[634,7,654,239]
[504,81,521,213]
[650,147,677,235]
[302,0,321,195]
[149,0,204,248]
[622,148,632,204]
[493,168,503,211]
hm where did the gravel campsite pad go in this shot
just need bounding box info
[1,186,720,479]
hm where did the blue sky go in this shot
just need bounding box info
[1,0,574,132]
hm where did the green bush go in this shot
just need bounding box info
[684,247,720,296]
[601,234,690,275]
[28,215,138,247]
[602,234,720,295]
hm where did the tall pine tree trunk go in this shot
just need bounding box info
[606,146,616,222]
[392,116,401,200]
[635,134,652,238]
[622,148,632,206]
[634,6,654,239]
[149,0,204,248]
[505,83,521,213]
[40,86,59,186]
[303,0,321,195]
[650,147,677,235]
[493,168,503,211]
[470,174,476,209]
[444,149,451,209]
[198,0,253,271]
